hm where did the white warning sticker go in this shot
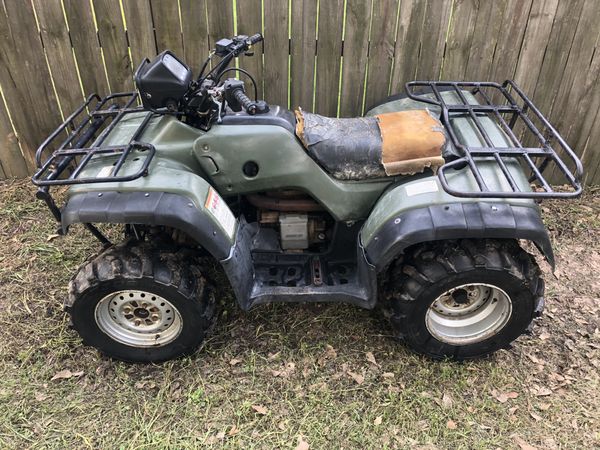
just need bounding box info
[204,187,237,240]
[405,180,439,197]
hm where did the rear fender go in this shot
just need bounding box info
[361,174,555,271]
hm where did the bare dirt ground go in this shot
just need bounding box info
[0,179,598,449]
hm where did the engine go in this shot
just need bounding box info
[246,191,331,251]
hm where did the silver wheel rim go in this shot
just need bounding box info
[94,290,182,347]
[425,283,512,345]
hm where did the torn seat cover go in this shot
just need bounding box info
[294,109,446,180]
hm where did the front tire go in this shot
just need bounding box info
[67,242,216,362]
[386,239,544,360]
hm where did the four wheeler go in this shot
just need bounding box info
[32,33,583,362]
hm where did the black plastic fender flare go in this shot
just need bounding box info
[363,202,555,272]
[61,191,234,260]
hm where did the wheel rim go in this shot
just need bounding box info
[425,283,512,345]
[94,290,182,348]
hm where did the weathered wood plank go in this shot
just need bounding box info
[180,0,209,73]
[544,0,600,182]
[235,0,263,98]
[63,0,109,96]
[389,0,427,94]
[151,0,184,55]
[364,0,399,110]
[415,0,452,81]
[122,0,156,67]
[513,0,559,96]
[314,0,344,116]
[464,0,506,80]
[33,0,83,116]
[0,0,59,170]
[339,0,372,117]
[93,0,133,92]
[0,93,28,178]
[582,107,600,184]
[489,0,533,83]
[263,0,289,107]
[290,0,317,111]
[442,0,479,80]
[206,0,234,49]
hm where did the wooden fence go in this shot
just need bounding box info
[1,0,599,183]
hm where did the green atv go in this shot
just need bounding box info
[33,34,583,362]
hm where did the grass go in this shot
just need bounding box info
[0,179,599,449]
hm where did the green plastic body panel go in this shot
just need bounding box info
[192,124,393,221]
[67,113,237,244]
[362,90,539,246]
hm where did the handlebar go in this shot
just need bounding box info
[233,89,257,115]
[247,33,263,46]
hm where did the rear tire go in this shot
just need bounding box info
[67,242,216,363]
[385,239,544,360]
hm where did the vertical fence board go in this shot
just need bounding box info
[364,0,398,109]
[0,94,28,178]
[339,0,372,117]
[544,0,600,182]
[93,0,133,92]
[236,0,263,99]
[464,0,505,80]
[151,0,184,55]
[180,0,209,74]
[264,0,289,107]
[442,0,479,80]
[290,0,317,110]
[582,107,600,183]
[489,0,532,83]
[389,0,426,94]
[33,0,83,116]
[513,0,559,96]
[63,0,109,96]
[314,0,344,116]
[530,0,584,116]
[0,0,59,170]
[122,0,156,66]
[206,0,234,49]
[415,0,451,81]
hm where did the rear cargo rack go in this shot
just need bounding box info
[32,92,158,222]
[405,80,583,199]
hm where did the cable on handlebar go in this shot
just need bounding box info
[215,67,258,100]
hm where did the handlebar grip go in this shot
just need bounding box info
[248,33,263,45]
[233,89,257,115]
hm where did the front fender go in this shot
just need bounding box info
[62,190,235,260]
[361,175,554,271]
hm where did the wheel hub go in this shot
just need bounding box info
[426,283,512,345]
[94,290,182,348]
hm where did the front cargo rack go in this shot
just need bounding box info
[405,80,583,199]
[32,92,158,222]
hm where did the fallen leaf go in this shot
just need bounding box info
[530,411,543,421]
[537,402,551,411]
[251,404,268,415]
[534,387,552,397]
[348,371,364,385]
[441,392,453,408]
[51,369,84,381]
[35,392,48,402]
[493,390,519,403]
[46,234,60,242]
[374,416,382,426]
[228,425,239,436]
[216,431,225,439]
[296,436,309,450]
[229,358,242,366]
[446,420,457,430]
[514,436,538,450]
[366,352,378,366]
[539,332,551,340]
[382,372,395,379]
